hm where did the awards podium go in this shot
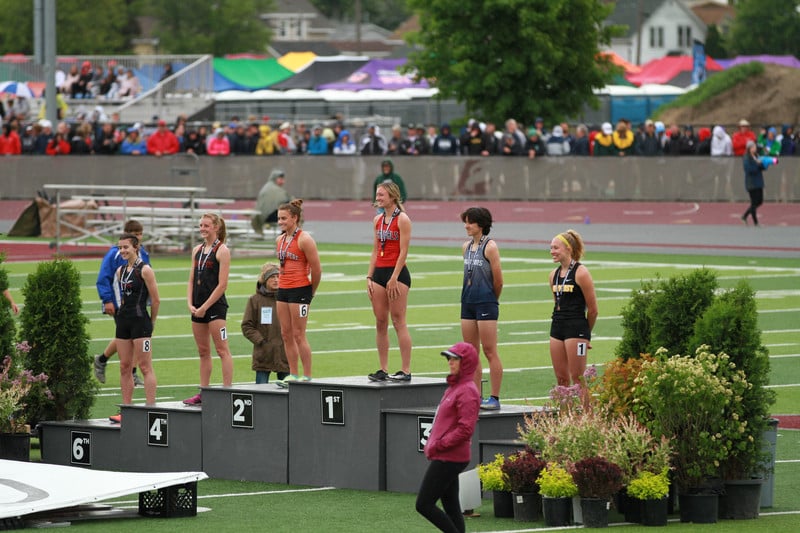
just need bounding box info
[39,376,534,493]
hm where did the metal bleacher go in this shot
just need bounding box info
[5,54,215,124]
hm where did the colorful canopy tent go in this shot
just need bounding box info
[214,87,438,102]
[271,56,370,90]
[715,55,800,70]
[278,52,317,72]
[625,55,723,87]
[212,57,294,91]
[316,58,429,90]
[600,51,641,74]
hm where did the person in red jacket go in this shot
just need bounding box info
[45,122,71,155]
[416,341,480,533]
[732,119,757,156]
[0,124,22,155]
[146,119,180,157]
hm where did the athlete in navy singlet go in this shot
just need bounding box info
[111,233,159,422]
[459,207,504,410]
[548,229,598,406]
[184,213,233,405]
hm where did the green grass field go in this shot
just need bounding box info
[4,243,799,531]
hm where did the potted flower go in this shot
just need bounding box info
[501,447,546,522]
[477,453,513,518]
[537,463,577,526]
[690,284,777,516]
[627,469,670,526]
[570,456,624,528]
[632,347,744,524]
[1,342,51,461]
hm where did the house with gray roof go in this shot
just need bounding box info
[605,0,709,65]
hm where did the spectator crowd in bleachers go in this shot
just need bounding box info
[1,97,797,158]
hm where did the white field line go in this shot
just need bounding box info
[105,486,336,505]
[72,267,800,293]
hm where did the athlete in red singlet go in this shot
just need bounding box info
[274,199,322,387]
[367,182,413,382]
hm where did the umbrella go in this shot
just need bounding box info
[0,80,35,98]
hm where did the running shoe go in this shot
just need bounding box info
[93,354,107,383]
[276,375,299,389]
[299,376,312,382]
[480,397,501,411]
[109,413,121,424]
[183,393,202,405]
[133,371,144,387]
[368,369,388,382]
[387,371,411,382]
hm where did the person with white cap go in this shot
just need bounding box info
[592,122,616,156]
[277,122,296,154]
[33,119,53,154]
[416,341,480,532]
[732,118,756,156]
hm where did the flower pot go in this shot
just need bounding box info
[580,497,610,528]
[542,496,572,527]
[618,491,642,523]
[640,497,669,527]
[511,491,541,522]
[0,432,31,462]
[718,479,762,519]
[678,492,718,524]
[492,490,514,518]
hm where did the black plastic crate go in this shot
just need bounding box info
[138,481,198,518]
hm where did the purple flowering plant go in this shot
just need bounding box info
[548,365,598,412]
[1,341,52,433]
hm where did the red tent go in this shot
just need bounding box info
[625,55,723,87]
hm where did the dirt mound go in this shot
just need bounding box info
[658,64,800,128]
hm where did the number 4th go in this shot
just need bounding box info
[150,417,164,440]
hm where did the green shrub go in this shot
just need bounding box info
[0,253,15,359]
[646,269,717,356]
[19,258,96,424]
[614,279,656,360]
[690,281,776,478]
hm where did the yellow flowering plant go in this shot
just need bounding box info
[627,469,670,501]
[632,347,748,492]
[536,463,578,498]
[477,453,511,492]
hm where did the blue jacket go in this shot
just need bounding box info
[119,138,147,155]
[742,154,766,191]
[307,134,328,155]
[96,245,151,308]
